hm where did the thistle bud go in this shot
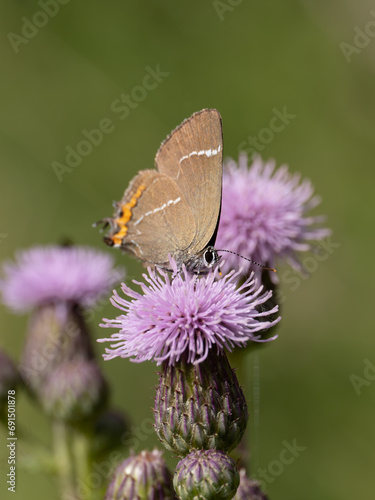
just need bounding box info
[154,350,248,457]
[19,303,95,399]
[41,360,108,423]
[173,449,239,500]
[105,449,176,500]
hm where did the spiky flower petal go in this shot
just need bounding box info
[99,262,279,366]
[0,245,123,313]
[216,154,331,278]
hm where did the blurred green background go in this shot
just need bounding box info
[1,1,374,498]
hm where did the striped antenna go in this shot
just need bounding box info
[216,249,276,273]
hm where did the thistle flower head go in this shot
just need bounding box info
[98,260,280,366]
[216,154,331,278]
[0,245,123,313]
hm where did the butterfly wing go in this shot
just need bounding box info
[154,109,223,255]
[107,170,196,266]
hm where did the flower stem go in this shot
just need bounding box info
[52,420,77,500]
[71,428,95,500]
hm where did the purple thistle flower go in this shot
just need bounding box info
[216,154,331,278]
[0,246,124,313]
[98,260,280,366]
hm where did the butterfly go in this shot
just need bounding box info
[98,109,223,273]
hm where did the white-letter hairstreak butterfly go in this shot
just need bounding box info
[98,109,223,273]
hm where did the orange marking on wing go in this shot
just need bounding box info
[111,185,146,245]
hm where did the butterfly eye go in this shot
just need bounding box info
[203,247,218,268]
